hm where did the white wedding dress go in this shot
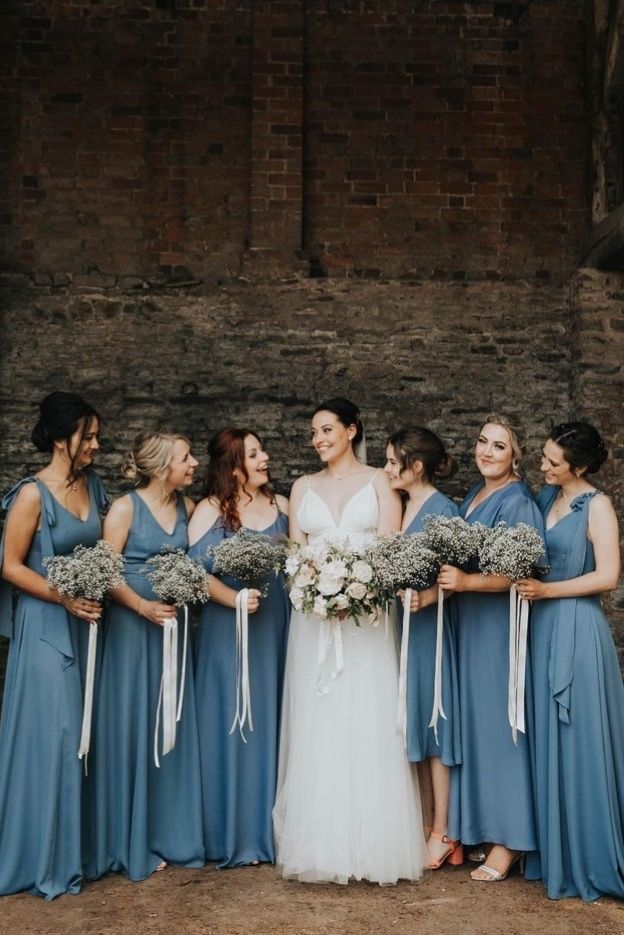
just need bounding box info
[273,475,427,885]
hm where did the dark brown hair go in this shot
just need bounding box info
[31,391,100,485]
[550,421,608,475]
[387,426,457,483]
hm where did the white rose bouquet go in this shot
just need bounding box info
[284,540,379,626]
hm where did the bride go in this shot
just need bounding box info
[273,398,427,885]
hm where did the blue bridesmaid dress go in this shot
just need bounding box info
[0,469,108,899]
[448,481,544,853]
[401,491,461,766]
[525,488,624,900]
[188,510,289,867]
[87,490,204,881]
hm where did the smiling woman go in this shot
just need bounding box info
[0,391,109,899]
[273,398,428,886]
[187,427,290,868]
[86,431,205,883]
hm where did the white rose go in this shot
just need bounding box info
[285,555,301,577]
[317,573,343,596]
[351,560,373,583]
[294,564,316,587]
[289,587,304,611]
[323,559,348,579]
[313,595,328,618]
[332,593,349,611]
[346,581,367,601]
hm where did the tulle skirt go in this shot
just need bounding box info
[273,610,427,885]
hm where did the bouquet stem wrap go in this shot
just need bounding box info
[428,588,447,742]
[396,588,412,746]
[78,621,99,767]
[508,584,529,744]
[316,618,345,696]
[230,589,254,741]
[154,615,178,768]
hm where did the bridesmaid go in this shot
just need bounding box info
[0,391,107,899]
[385,427,462,869]
[88,432,205,881]
[518,422,624,900]
[439,414,545,882]
[188,427,289,867]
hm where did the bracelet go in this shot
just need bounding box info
[137,598,144,616]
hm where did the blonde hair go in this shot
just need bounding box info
[122,432,190,488]
[478,413,527,468]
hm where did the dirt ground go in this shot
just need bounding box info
[2,862,624,935]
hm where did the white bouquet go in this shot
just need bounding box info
[364,531,439,606]
[207,529,285,595]
[45,539,125,764]
[284,539,379,626]
[144,547,210,605]
[144,547,209,766]
[422,514,485,568]
[44,538,125,601]
[478,521,548,581]
[477,522,548,745]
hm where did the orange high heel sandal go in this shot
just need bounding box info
[425,832,464,870]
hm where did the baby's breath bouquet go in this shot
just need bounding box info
[422,515,485,568]
[44,539,125,601]
[44,539,125,764]
[144,547,209,766]
[208,529,285,594]
[364,532,439,606]
[284,539,379,626]
[478,522,548,581]
[477,522,547,745]
[144,547,210,605]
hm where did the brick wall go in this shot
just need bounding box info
[1,1,588,281]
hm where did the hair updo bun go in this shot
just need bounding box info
[312,397,364,447]
[388,426,457,483]
[550,421,608,475]
[31,391,99,453]
[123,432,190,487]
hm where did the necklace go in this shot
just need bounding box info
[326,466,362,481]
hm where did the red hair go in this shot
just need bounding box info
[203,427,274,531]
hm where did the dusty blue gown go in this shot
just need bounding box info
[401,491,461,766]
[0,470,107,899]
[188,510,289,867]
[525,487,624,900]
[87,490,204,881]
[448,480,544,853]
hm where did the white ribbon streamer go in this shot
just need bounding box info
[315,617,345,696]
[230,589,254,741]
[428,588,447,743]
[508,584,529,744]
[78,621,98,769]
[176,605,189,722]
[396,588,412,747]
[154,615,178,768]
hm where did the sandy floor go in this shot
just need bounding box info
[2,862,624,935]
